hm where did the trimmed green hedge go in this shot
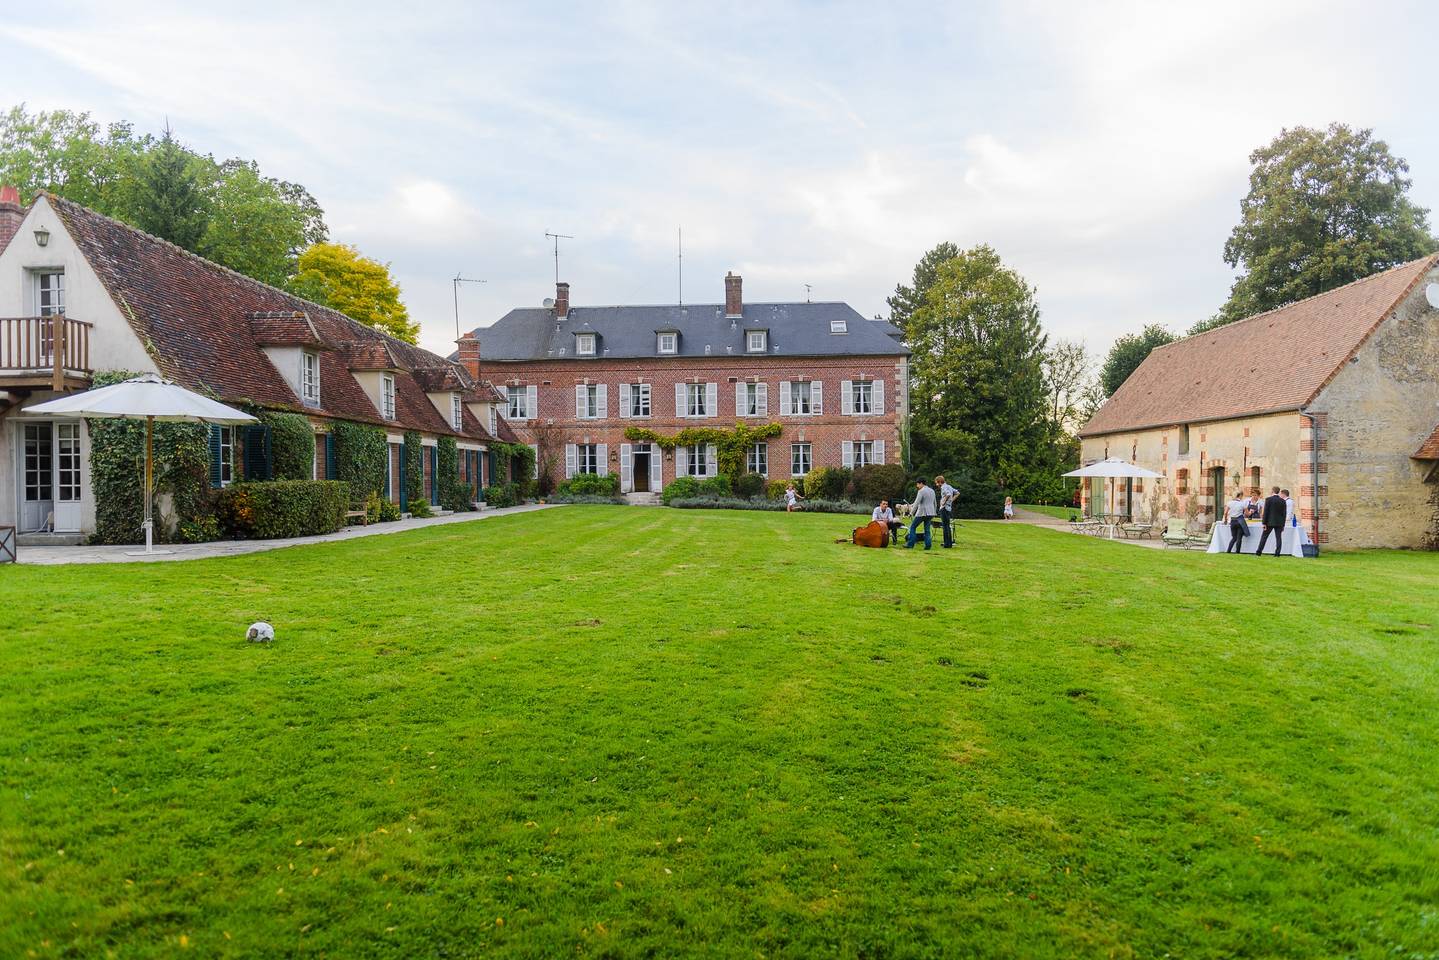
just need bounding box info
[483,483,521,508]
[661,476,701,504]
[215,480,348,539]
[556,473,619,497]
[437,436,473,511]
[669,496,869,515]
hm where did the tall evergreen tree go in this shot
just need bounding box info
[131,126,207,250]
[886,241,959,331]
[1200,124,1437,332]
[1099,324,1175,396]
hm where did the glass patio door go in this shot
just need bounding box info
[19,420,82,533]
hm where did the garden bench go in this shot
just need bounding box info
[345,509,368,526]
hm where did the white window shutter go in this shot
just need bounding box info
[841,380,853,415]
[756,382,768,415]
[735,381,746,416]
[619,382,631,418]
[597,384,608,419]
[779,381,792,416]
[677,445,689,476]
[597,443,609,475]
[873,380,885,416]
[575,385,585,419]
[706,443,717,476]
[565,443,577,478]
[650,450,662,488]
[705,382,717,418]
[842,440,854,469]
[620,443,632,491]
[675,382,687,418]
[874,439,885,464]
[529,443,539,479]
[526,385,537,417]
[812,381,823,415]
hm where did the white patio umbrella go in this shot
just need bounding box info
[1062,457,1164,518]
[25,374,256,555]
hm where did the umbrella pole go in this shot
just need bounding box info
[144,415,154,554]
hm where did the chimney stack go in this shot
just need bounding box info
[724,272,743,318]
[554,281,570,319]
[456,334,481,379]
[0,186,24,255]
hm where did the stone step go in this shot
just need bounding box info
[17,532,86,547]
[624,492,663,506]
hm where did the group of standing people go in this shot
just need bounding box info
[869,476,959,550]
[1224,485,1297,556]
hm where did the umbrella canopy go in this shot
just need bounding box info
[26,374,256,555]
[1063,457,1163,480]
[24,373,257,424]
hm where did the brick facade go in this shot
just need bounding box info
[473,353,909,490]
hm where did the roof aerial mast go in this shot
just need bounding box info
[544,230,573,284]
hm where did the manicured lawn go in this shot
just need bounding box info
[1017,503,1080,520]
[3,507,1437,958]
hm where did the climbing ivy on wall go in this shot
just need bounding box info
[331,420,387,501]
[623,422,783,477]
[488,441,535,486]
[258,410,316,481]
[403,430,423,503]
[86,369,211,544]
[436,436,471,511]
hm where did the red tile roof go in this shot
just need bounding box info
[1080,255,1439,437]
[1415,424,1439,460]
[49,192,502,444]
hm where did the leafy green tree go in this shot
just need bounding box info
[904,244,1050,492]
[886,240,959,331]
[201,160,328,288]
[0,105,150,217]
[1099,324,1175,396]
[290,243,418,343]
[1203,123,1437,332]
[131,126,208,250]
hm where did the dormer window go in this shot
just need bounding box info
[576,333,596,356]
[829,320,848,335]
[746,330,767,353]
[301,350,321,406]
[451,393,463,430]
[381,373,396,419]
[657,332,677,355]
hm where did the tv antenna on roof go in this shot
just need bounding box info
[804,283,812,303]
[677,226,683,307]
[544,231,573,284]
[452,273,487,340]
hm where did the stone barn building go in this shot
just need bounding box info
[1078,253,1439,549]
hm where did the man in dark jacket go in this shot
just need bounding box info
[1254,486,1287,557]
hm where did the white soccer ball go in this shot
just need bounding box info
[246,621,275,644]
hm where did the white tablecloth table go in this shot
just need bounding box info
[1207,520,1310,557]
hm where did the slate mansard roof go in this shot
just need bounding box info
[466,301,908,362]
[1079,254,1439,438]
[47,193,501,443]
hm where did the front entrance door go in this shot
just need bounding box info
[1210,467,1225,521]
[633,449,651,492]
[20,420,83,533]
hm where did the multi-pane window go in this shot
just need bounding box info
[301,350,320,406]
[579,384,601,419]
[851,380,873,415]
[217,426,233,486]
[747,330,767,352]
[576,333,596,356]
[489,407,498,437]
[56,423,81,501]
[742,382,766,417]
[852,441,875,468]
[577,444,599,475]
[687,383,707,417]
[451,394,464,430]
[35,270,65,316]
[791,443,811,477]
[830,319,847,334]
[747,442,768,476]
[23,424,52,501]
[1178,425,1190,456]
[793,381,813,415]
[684,444,708,477]
[381,374,396,420]
[657,332,677,354]
[629,383,651,417]
[507,386,530,420]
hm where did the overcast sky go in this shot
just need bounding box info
[4,0,1437,359]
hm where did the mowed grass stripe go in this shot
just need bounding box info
[1,506,1436,958]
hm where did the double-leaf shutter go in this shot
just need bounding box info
[619,383,631,419]
[565,443,577,479]
[324,433,337,481]
[242,424,271,481]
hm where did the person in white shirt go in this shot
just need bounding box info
[784,483,803,512]
[1282,488,1296,528]
[872,499,902,544]
[1225,490,1250,554]
[936,475,958,548]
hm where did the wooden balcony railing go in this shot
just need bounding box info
[0,316,93,389]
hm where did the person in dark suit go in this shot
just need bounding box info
[1254,486,1287,557]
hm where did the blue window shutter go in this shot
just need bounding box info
[325,433,337,480]
[243,424,272,481]
[430,446,439,504]
[208,425,223,488]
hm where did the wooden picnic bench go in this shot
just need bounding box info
[345,509,368,526]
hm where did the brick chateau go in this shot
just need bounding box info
[461,273,909,493]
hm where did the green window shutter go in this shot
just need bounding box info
[430,446,439,504]
[398,441,407,505]
[243,424,272,481]
[208,425,223,488]
[324,433,337,481]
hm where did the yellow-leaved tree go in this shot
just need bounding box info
[290,242,419,344]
